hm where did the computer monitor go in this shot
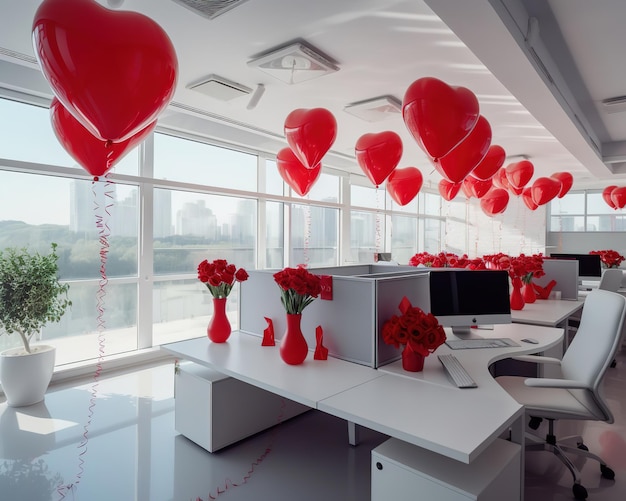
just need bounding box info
[428,269,512,337]
[549,253,602,281]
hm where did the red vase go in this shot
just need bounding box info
[402,343,425,372]
[207,297,231,343]
[510,278,525,311]
[280,313,308,365]
[522,282,536,304]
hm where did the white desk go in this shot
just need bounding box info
[510,299,584,328]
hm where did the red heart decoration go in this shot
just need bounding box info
[464,175,493,198]
[611,186,626,209]
[472,145,506,180]
[522,187,539,210]
[492,167,510,190]
[402,77,480,159]
[531,177,561,206]
[33,0,178,142]
[509,184,524,196]
[438,179,462,201]
[461,179,474,199]
[50,97,156,177]
[355,131,403,187]
[276,147,322,197]
[433,115,492,183]
[386,167,423,206]
[284,108,337,169]
[603,185,619,209]
[480,188,509,216]
[505,160,534,189]
[551,172,574,198]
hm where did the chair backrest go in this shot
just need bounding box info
[561,289,626,422]
[598,268,623,292]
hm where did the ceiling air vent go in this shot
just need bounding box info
[188,74,252,101]
[601,95,626,114]
[171,0,249,20]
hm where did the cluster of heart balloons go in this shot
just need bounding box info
[32,0,178,178]
[602,185,626,209]
[277,108,337,196]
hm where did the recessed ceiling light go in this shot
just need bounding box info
[248,42,339,85]
[188,74,252,101]
[344,96,402,122]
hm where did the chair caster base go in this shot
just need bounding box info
[573,482,588,499]
[601,464,615,480]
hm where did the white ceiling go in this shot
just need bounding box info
[1,0,625,191]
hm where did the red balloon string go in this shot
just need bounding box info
[303,203,311,266]
[375,188,382,253]
[197,398,288,500]
[56,175,113,500]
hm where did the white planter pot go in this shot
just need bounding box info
[0,345,56,407]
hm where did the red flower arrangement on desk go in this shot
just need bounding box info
[408,251,485,269]
[197,258,249,298]
[590,249,625,269]
[382,297,446,372]
[273,265,322,314]
[483,253,545,284]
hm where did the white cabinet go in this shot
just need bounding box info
[175,362,309,452]
[372,437,521,501]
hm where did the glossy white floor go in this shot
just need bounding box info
[1,350,625,501]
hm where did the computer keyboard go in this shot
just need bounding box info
[445,338,519,350]
[438,354,477,388]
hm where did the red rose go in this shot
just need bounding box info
[235,268,249,282]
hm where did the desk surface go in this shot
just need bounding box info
[162,323,563,464]
[510,298,584,327]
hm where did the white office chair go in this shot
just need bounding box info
[598,268,623,292]
[497,289,626,500]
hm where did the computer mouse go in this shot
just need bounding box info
[521,338,539,344]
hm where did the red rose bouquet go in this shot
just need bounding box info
[483,253,544,284]
[382,297,446,357]
[409,252,485,269]
[273,265,322,314]
[198,258,249,299]
[590,249,625,268]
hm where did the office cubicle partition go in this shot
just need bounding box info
[534,259,579,300]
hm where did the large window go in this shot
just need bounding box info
[550,190,626,231]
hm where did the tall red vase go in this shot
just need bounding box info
[522,281,537,304]
[402,343,425,372]
[207,297,231,343]
[510,278,525,311]
[280,313,308,365]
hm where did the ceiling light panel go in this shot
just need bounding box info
[344,96,402,122]
[171,0,249,20]
[188,75,252,101]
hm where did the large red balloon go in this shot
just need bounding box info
[603,185,619,209]
[284,108,337,169]
[472,145,505,180]
[531,177,561,206]
[438,179,462,201]
[464,175,493,198]
[522,187,539,211]
[433,115,492,183]
[505,160,534,189]
[480,188,509,216]
[551,172,574,198]
[50,98,156,177]
[276,148,322,197]
[402,77,479,159]
[386,167,423,206]
[355,131,402,187]
[33,0,177,142]
[611,187,626,209]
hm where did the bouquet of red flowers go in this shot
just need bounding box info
[198,259,249,299]
[381,298,446,357]
[483,253,544,284]
[408,252,485,269]
[590,249,625,268]
[273,265,322,314]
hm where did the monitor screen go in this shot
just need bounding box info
[429,269,512,337]
[549,253,602,279]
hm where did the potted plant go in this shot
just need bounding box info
[0,243,71,407]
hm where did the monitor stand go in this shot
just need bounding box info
[451,326,484,340]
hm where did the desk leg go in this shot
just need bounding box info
[510,413,526,501]
[348,421,360,446]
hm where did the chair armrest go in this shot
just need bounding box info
[524,378,587,389]
[510,355,562,365]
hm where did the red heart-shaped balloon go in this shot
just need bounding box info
[603,185,618,209]
[438,179,462,201]
[505,160,534,189]
[276,147,322,197]
[461,178,474,199]
[480,188,509,216]
[284,108,337,169]
[611,186,626,209]
[33,0,177,142]
[531,177,561,206]
[50,97,156,177]
[433,115,492,183]
[464,175,493,198]
[551,171,573,198]
[472,145,506,180]
[355,131,403,187]
[522,187,539,210]
[402,77,480,159]
[492,167,510,190]
[386,167,423,206]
